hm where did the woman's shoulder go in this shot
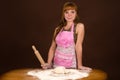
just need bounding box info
[55,26,59,30]
[76,23,84,28]
[54,26,61,34]
[54,26,60,32]
[76,22,84,31]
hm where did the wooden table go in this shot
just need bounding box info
[0,68,107,80]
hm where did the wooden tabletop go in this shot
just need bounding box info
[0,68,107,80]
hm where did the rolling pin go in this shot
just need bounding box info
[32,45,45,65]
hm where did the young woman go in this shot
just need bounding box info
[42,2,92,71]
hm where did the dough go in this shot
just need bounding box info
[53,66,66,74]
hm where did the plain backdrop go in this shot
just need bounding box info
[0,0,120,80]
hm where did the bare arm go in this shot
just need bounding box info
[47,28,58,65]
[41,28,58,69]
[47,40,56,65]
[75,23,92,71]
[75,23,85,68]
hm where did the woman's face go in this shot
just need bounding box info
[64,9,76,22]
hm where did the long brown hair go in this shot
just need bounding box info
[54,2,79,40]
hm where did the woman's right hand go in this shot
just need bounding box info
[41,63,52,69]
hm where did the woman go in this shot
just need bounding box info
[42,2,92,71]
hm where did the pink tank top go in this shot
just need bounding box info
[54,24,76,68]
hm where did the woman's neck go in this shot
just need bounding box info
[66,22,74,27]
[63,22,74,30]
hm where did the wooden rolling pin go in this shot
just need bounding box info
[32,45,45,65]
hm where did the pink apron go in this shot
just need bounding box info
[54,24,76,68]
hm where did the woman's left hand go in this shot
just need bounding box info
[78,66,92,72]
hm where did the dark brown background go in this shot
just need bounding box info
[0,0,120,80]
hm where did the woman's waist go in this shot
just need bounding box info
[56,45,75,54]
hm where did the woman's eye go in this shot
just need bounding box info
[71,10,76,14]
[65,11,68,14]
[65,10,76,14]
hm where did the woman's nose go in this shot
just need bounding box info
[68,13,72,17]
